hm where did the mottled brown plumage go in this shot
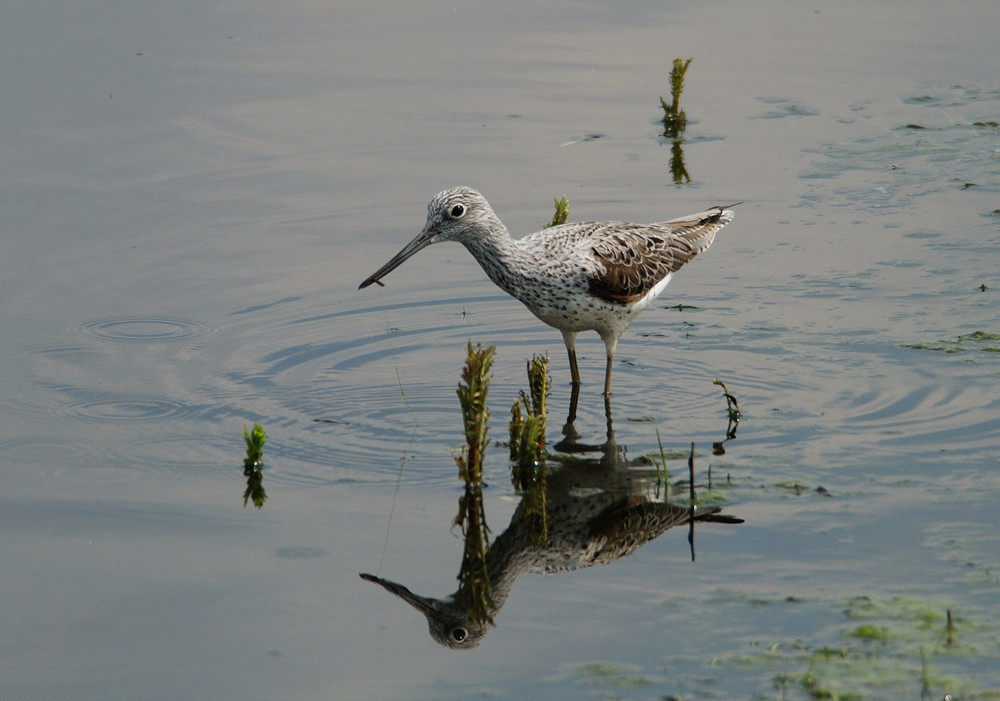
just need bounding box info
[586,218,720,304]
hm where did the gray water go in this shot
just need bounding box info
[2,1,999,699]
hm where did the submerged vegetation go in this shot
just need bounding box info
[623,594,997,700]
[902,330,1000,353]
[555,593,999,699]
[792,596,991,699]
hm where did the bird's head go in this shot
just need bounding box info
[359,572,490,649]
[358,187,499,289]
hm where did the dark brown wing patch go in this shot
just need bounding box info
[586,207,731,305]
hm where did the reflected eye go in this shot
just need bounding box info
[449,204,466,219]
[451,627,468,642]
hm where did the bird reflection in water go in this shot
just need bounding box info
[360,386,742,649]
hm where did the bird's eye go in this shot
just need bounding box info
[449,204,466,219]
[451,627,468,642]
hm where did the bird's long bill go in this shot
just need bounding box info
[359,572,437,614]
[358,229,434,289]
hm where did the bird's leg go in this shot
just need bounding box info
[569,349,581,386]
[601,335,618,398]
[561,330,581,387]
[566,381,580,424]
[561,381,581,443]
[603,354,614,398]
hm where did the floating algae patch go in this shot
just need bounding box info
[845,623,891,642]
[903,86,1000,108]
[902,330,1000,354]
[800,84,1000,215]
[712,594,1000,699]
[774,480,810,494]
[563,662,656,691]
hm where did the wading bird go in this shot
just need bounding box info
[360,187,735,396]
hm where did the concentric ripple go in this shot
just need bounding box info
[78,317,213,342]
[63,396,199,422]
[271,382,472,489]
[0,438,100,464]
[106,434,241,474]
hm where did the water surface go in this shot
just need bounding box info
[2,1,998,699]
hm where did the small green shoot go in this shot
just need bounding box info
[509,401,545,468]
[508,354,549,467]
[660,58,692,132]
[525,353,550,423]
[544,195,570,228]
[454,342,495,485]
[660,58,692,183]
[509,354,550,545]
[242,423,268,509]
[452,343,497,625]
[243,423,267,468]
